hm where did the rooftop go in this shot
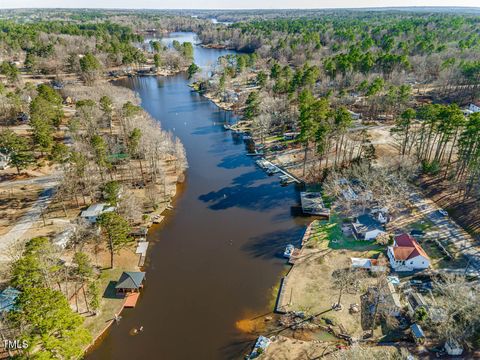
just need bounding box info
[411,323,425,338]
[115,271,146,290]
[393,233,429,260]
[353,214,383,233]
[81,203,115,218]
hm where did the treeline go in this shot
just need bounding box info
[198,12,480,103]
[6,237,94,358]
[392,105,480,197]
[0,14,198,78]
[56,83,187,217]
[0,83,67,172]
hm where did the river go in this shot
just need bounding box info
[88,32,308,360]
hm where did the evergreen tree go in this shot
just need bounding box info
[97,212,133,268]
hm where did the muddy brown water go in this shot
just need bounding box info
[87,33,309,360]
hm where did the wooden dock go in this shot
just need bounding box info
[288,248,302,265]
[124,293,140,308]
[256,157,302,184]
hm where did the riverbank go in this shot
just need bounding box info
[0,68,187,356]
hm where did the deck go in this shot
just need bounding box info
[124,292,140,308]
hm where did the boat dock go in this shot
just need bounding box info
[255,158,301,184]
[300,192,330,217]
[135,241,149,267]
[124,293,140,308]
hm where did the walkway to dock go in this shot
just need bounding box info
[124,293,140,308]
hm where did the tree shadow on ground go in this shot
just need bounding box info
[102,281,123,299]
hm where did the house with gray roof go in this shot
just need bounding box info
[352,214,386,241]
[115,271,145,293]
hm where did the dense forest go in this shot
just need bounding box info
[190,11,480,205]
[0,9,479,357]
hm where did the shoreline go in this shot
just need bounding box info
[83,171,184,356]
[3,65,188,356]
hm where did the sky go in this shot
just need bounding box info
[0,0,479,9]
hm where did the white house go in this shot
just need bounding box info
[80,203,115,223]
[352,214,386,241]
[388,233,430,271]
[468,101,480,113]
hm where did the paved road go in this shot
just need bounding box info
[0,174,59,188]
[409,192,480,277]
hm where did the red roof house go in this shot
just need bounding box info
[388,233,430,271]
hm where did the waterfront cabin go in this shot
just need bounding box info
[115,271,146,294]
[387,233,430,272]
[80,203,115,223]
[351,214,385,241]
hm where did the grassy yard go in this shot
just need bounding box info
[307,216,383,253]
[83,267,126,341]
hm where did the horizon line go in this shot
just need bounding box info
[2,6,480,10]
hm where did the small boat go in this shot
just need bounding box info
[265,164,279,175]
[255,159,268,169]
[283,244,295,258]
[280,175,293,186]
[223,124,232,130]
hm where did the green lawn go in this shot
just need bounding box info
[308,216,383,252]
[83,268,125,339]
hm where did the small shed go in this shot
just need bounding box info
[445,338,463,356]
[115,271,145,294]
[0,287,20,313]
[410,323,425,343]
